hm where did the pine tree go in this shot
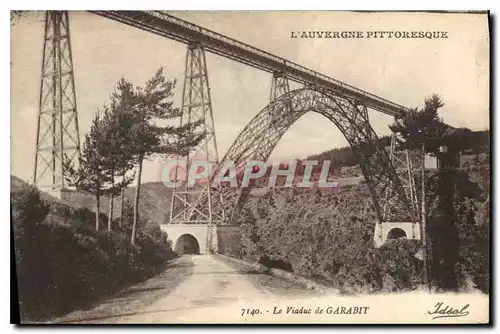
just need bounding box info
[100,103,136,231]
[389,94,447,154]
[109,78,138,229]
[64,112,112,230]
[111,68,204,245]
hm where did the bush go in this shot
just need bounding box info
[11,186,176,321]
[376,239,423,292]
[237,187,423,294]
[454,202,489,293]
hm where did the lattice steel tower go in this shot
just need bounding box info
[379,132,423,241]
[33,11,80,192]
[169,43,226,227]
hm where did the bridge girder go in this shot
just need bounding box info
[89,10,411,117]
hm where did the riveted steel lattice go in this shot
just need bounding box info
[209,88,417,225]
[270,72,290,102]
[382,134,423,220]
[378,133,423,240]
[169,43,226,228]
[33,11,81,191]
[223,72,292,215]
[255,72,292,159]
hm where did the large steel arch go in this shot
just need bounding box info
[213,88,417,225]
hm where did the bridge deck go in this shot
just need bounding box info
[89,10,410,117]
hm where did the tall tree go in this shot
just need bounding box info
[100,104,136,231]
[64,112,112,230]
[390,95,456,290]
[109,78,139,228]
[389,94,448,153]
[113,68,204,245]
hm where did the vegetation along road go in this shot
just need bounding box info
[50,255,320,324]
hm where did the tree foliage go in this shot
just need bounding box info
[65,68,203,242]
[100,98,136,231]
[389,94,448,155]
[64,112,114,230]
[110,68,204,245]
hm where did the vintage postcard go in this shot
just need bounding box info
[11,10,490,324]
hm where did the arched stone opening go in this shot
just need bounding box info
[386,228,407,240]
[174,234,200,255]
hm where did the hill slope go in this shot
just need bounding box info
[60,182,173,225]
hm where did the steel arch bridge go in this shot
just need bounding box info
[31,11,423,251]
[204,88,417,225]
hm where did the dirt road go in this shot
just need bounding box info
[51,255,319,324]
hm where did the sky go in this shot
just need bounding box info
[11,11,489,185]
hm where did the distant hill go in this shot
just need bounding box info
[306,135,392,171]
[61,182,174,225]
[306,130,489,175]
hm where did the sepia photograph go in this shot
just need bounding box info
[10,10,490,324]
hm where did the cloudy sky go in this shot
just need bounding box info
[11,11,489,184]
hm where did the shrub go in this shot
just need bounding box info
[11,186,176,321]
[238,187,423,294]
